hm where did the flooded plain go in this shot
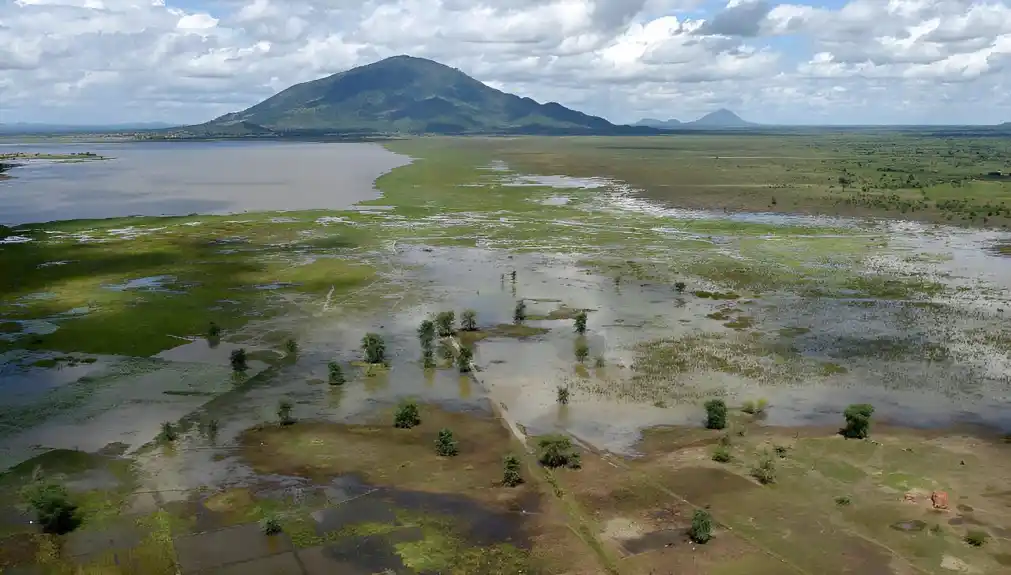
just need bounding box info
[2,137,1011,574]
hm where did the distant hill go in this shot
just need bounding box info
[0,122,177,134]
[634,109,756,130]
[178,55,654,137]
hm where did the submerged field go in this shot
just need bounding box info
[1,134,1010,573]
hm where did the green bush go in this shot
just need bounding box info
[834,496,851,506]
[417,319,436,347]
[461,309,478,331]
[160,421,178,442]
[773,444,789,458]
[965,530,988,547]
[277,399,295,426]
[841,403,875,439]
[556,386,570,405]
[674,281,687,294]
[751,454,776,485]
[574,342,589,363]
[689,509,712,544]
[394,400,421,429]
[361,333,386,364]
[513,300,527,323]
[704,399,727,430]
[328,361,345,385]
[230,348,248,372]
[742,398,768,415]
[712,445,731,463]
[457,346,473,373]
[502,455,523,487]
[435,428,459,457]
[261,515,282,535]
[21,481,79,534]
[574,311,588,334]
[284,338,298,354]
[435,311,456,337]
[537,435,581,469]
[422,348,436,368]
[207,322,221,339]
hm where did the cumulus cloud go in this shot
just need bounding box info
[0,0,1008,125]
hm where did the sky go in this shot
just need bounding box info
[1,0,1010,126]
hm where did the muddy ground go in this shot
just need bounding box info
[0,135,1009,573]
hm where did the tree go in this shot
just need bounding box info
[435,311,456,337]
[689,509,713,544]
[277,399,295,426]
[674,281,686,294]
[704,399,727,430]
[841,403,875,439]
[362,333,385,364]
[574,342,589,363]
[261,515,282,535]
[502,455,523,487]
[328,361,345,385]
[284,338,298,355]
[394,400,421,429]
[537,435,581,469]
[435,428,459,456]
[417,319,436,347]
[752,453,776,484]
[230,348,248,372]
[207,321,221,339]
[556,386,570,405]
[159,421,178,442]
[21,481,79,534]
[574,311,588,334]
[457,346,473,373]
[513,300,527,323]
[461,309,478,331]
[422,348,436,369]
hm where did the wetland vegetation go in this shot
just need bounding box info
[1,133,1010,573]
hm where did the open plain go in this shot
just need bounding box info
[1,133,1010,574]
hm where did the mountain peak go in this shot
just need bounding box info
[691,109,753,127]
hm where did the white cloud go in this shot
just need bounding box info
[0,0,1008,125]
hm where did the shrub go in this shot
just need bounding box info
[277,399,295,426]
[689,509,712,544]
[461,309,478,331]
[773,444,789,458]
[574,342,589,363]
[674,281,687,294]
[207,322,221,339]
[502,455,523,487]
[742,398,769,415]
[284,338,298,354]
[513,300,527,323]
[965,530,988,547]
[361,333,385,364]
[435,428,459,456]
[537,435,581,469]
[230,348,248,372]
[751,454,776,485]
[422,348,436,368]
[712,445,731,463]
[21,481,79,534]
[394,400,421,429]
[417,319,436,347]
[510,270,517,282]
[841,403,875,439]
[435,311,455,337]
[834,496,851,506]
[261,515,282,535]
[704,399,727,430]
[205,419,219,438]
[328,361,345,385]
[574,311,588,334]
[457,346,473,373]
[556,386,570,405]
[160,421,178,442]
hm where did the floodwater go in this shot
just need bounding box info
[0,141,410,226]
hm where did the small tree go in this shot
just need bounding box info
[422,348,436,369]
[394,400,421,429]
[689,509,712,544]
[417,319,436,347]
[328,361,345,385]
[502,455,523,487]
[751,454,776,485]
[457,346,473,373]
[362,333,385,364]
[574,342,589,363]
[21,481,79,534]
[556,386,570,405]
[537,435,581,469]
[284,338,298,355]
[513,300,527,323]
[261,514,282,535]
[461,309,478,331]
[277,399,295,426]
[435,311,456,337]
[674,281,687,294]
[230,348,248,372]
[574,311,588,334]
[510,270,517,282]
[159,421,178,442]
[207,322,221,339]
[704,399,727,430]
[712,445,731,463]
[841,403,875,439]
[435,428,459,456]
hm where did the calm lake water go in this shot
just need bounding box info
[0,141,411,226]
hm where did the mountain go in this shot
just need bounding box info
[690,109,754,128]
[0,122,177,134]
[182,55,651,136]
[634,118,683,129]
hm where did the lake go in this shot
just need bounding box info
[0,141,411,226]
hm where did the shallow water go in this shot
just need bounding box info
[0,141,410,226]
